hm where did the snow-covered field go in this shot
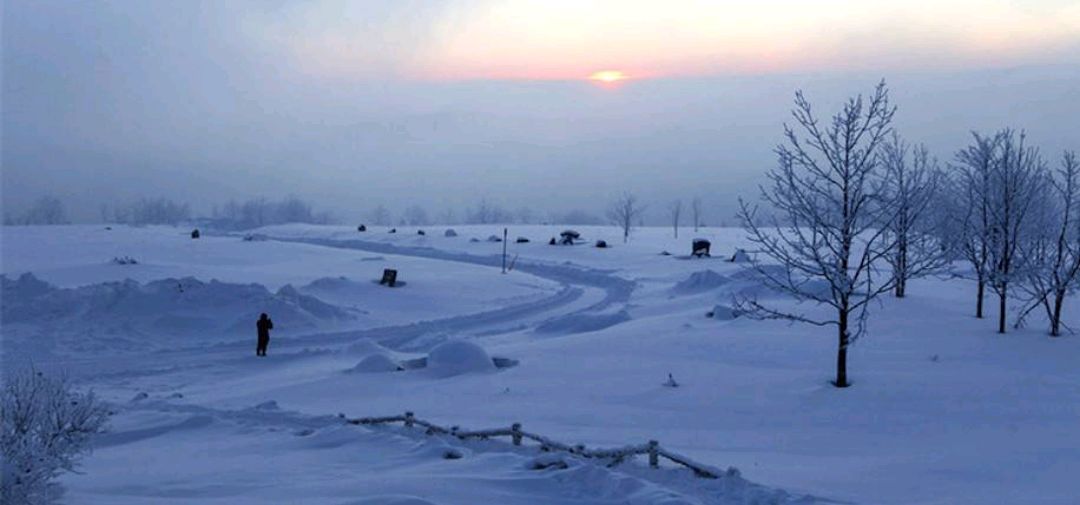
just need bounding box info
[3,224,1079,504]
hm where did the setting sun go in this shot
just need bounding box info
[589,70,627,83]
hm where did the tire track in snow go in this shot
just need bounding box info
[264,236,637,350]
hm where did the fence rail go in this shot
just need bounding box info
[347,411,720,479]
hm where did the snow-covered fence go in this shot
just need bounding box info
[347,411,719,479]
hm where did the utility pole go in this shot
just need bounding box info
[502,227,508,274]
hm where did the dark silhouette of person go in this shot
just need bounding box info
[256,313,273,356]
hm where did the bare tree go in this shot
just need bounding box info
[607,192,646,243]
[467,198,510,224]
[1017,151,1079,336]
[691,197,703,232]
[879,134,947,297]
[985,130,1046,334]
[668,200,683,239]
[736,81,897,388]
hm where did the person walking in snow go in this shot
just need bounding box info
[256,313,273,356]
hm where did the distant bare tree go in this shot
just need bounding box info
[607,191,646,243]
[403,205,429,226]
[515,207,535,224]
[879,134,948,297]
[955,132,1001,319]
[438,208,456,225]
[736,81,897,388]
[467,198,510,224]
[690,197,703,232]
[14,196,68,225]
[369,205,391,226]
[668,200,683,239]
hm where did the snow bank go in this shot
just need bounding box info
[1,273,354,351]
[708,305,740,320]
[346,353,402,373]
[425,340,496,377]
[671,270,730,295]
[535,310,631,334]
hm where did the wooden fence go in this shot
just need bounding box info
[347,411,721,479]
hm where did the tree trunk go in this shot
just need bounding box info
[997,283,1007,334]
[1051,291,1064,337]
[976,280,985,318]
[835,308,850,388]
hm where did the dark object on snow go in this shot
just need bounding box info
[595,240,608,248]
[111,256,138,265]
[418,230,426,236]
[389,228,397,234]
[358,224,367,232]
[729,248,751,262]
[469,237,480,243]
[548,237,557,245]
[487,234,503,242]
[191,229,201,239]
[659,250,672,256]
[691,239,711,258]
[256,313,273,357]
[663,373,679,388]
[516,237,530,243]
[445,229,458,237]
[380,269,398,287]
[559,230,580,245]
[442,449,463,460]
[104,226,112,230]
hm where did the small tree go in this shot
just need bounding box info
[2,368,109,503]
[607,192,646,243]
[668,200,683,239]
[737,81,897,388]
[879,134,947,297]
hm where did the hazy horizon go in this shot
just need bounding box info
[4,1,1079,225]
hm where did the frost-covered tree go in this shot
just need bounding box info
[1017,151,1079,336]
[984,130,1046,334]
[668,199,683,239]
[607,192,646,243]
[879,134,947,297]
[954,132,1001,319]
[1,368,109,503]
[467,198,510,224]
[736,81,897,388]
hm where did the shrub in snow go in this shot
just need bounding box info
[516,237,530,243]
[444,229,457,237]
[487,235,502,242]
[110,256,138,265]
[527,454,569,470]
[595,240,608,248]
[1,367,109,504]
[346,353,402,373]
[426,341,495,377]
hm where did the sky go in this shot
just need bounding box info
[3,0,1080,224]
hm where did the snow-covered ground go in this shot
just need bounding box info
[3,224,1079,504]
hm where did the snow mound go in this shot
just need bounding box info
[729,248,752,263]
[426,340,496,377]
[444,229,458,237]
[346,353,402,373]
[343,338,392,357]
[535,310,631,335]
[671,270,730,295]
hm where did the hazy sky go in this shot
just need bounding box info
[3,0,1080,223]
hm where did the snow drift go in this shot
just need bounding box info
[670,270,730,295]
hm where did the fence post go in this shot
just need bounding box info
[648,440,659,468]
[511,423,522,446]
[404,411,414,428]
